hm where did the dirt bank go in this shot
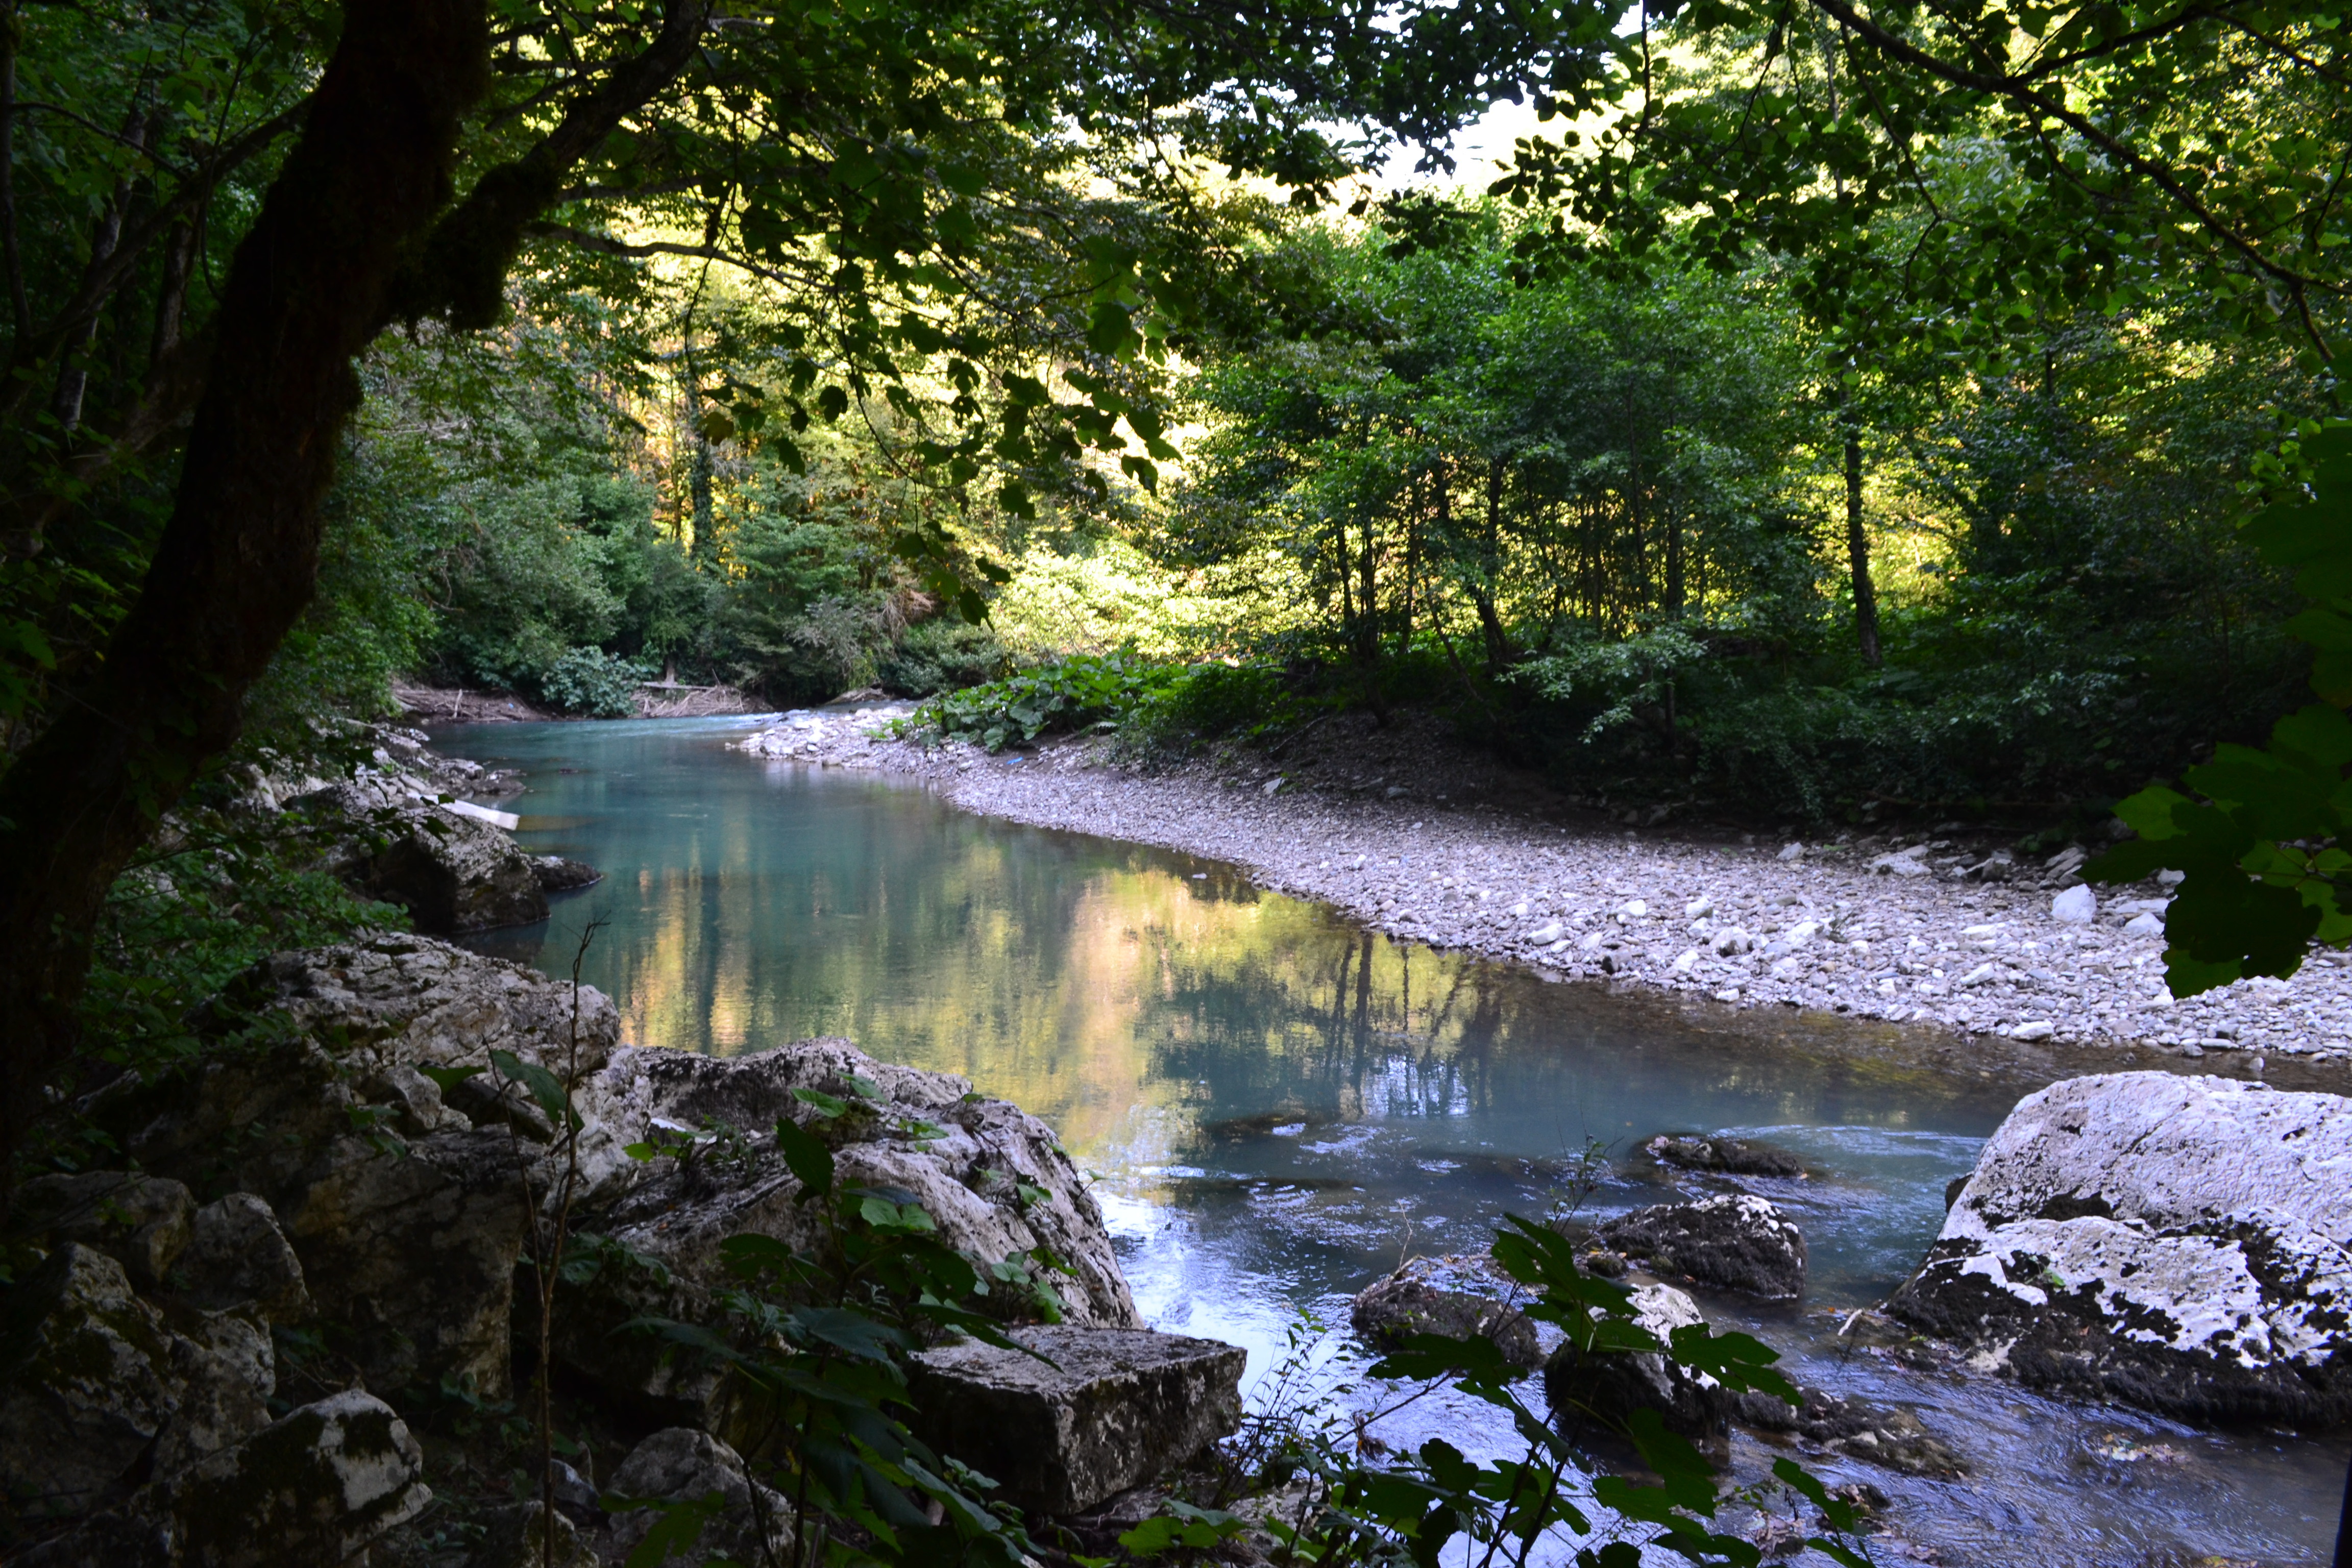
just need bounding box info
[395,682,769,723]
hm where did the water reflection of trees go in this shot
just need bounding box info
[1141,916,1524,1131]
[464,729,2025,1170]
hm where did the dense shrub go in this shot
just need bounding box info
[1125,660,1318,748]
[903,653,1330,754]
[1482,592,2305,824]
[876,620,1013,696]
[906,652,1183,750]
[536,647,652,718]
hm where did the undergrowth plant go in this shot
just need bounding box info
[900,654,1315,754]
[1157,1215,1878,1568]
[611,1076,1069,1568]
[601,1141,1876,1568]
[901,652,1183,751]
[423,916,608,1568]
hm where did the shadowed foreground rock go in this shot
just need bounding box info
[13,1172,195,1290]
[16,1389,429,1568]
[600,1428,792,1567]
[175,1194,312,1322]
[1542,1282,1724,1441]
[0,1244,273,1526]
[1890,1072,2352,1426]
[555,1039,1140,1432]
[909,1326,1247,1515]
[533,853,604,893]
[1350,1255,1542,1370]
[464,1503,593,1568]
[299,781,550,933]
[79,934,620,1396]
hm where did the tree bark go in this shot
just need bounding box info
[1475,457,1513,674]
[0,10,27,344]
[1837,384,1881,666]
[0,0,493,1182]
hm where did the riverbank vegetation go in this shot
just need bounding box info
[3,2,2350,1559]
[0,0,2338,1135]
[16,9,2317,831]
[4,6,2330,807]
[0,0,2339,1095]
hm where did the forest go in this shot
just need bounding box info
[4,0,2352,1563]
[0,0,2342,1151]
[7,0,2335,821]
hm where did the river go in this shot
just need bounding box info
[437,714,2345,1566]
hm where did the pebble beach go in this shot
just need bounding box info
[735,704,2352,1072]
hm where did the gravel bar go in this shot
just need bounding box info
[738,705,2352,1072]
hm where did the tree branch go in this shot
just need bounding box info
[387,0,714,330]
[1,327,212,557]
[2016,2,2232,83]
[526,222,820,291]
[4,98,308,393]
[1804,0,2341,350]
[17,100,193,175]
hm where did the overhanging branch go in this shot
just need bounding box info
[1804,0,2339,354]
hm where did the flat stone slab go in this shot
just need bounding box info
[909,1326,1244,1515]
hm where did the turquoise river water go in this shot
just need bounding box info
[438,715,2346,1567]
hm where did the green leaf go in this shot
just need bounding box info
[776,1116,836,1200]
[1667,1325,1797,1403]
[2154,854,2324,995]
[792,1304,910,1363]
[793,1086,850,1119]
[417,1063,485,1094]
[489,1048,572,1128]
[1118,1502,1246,1556]
[858,1194,938,1234]
[2287,606,2352,651]
[1364,1329,1524,1389]
[2109,785,2189,842]
[1772,1456,1855,1534]
[1622,1408,1717,1513]
[609,1490,727,1567]
[2085,838,2178,883]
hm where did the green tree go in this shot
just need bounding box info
[2093,422,2352,994]
[0,0,1617,1173]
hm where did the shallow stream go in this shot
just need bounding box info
[439,716,2346,1566]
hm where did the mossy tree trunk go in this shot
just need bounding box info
[0,0,495,1185]
[0,0,712,1189]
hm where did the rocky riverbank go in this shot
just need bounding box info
[3,935,1247,1564]
[733,705,2352,1070]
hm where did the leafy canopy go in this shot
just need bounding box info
[2093,424,2352,995]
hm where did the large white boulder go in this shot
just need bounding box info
[1890,1072,2352,1425]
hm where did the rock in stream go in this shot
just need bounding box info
[1890,1071,2352,1426]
